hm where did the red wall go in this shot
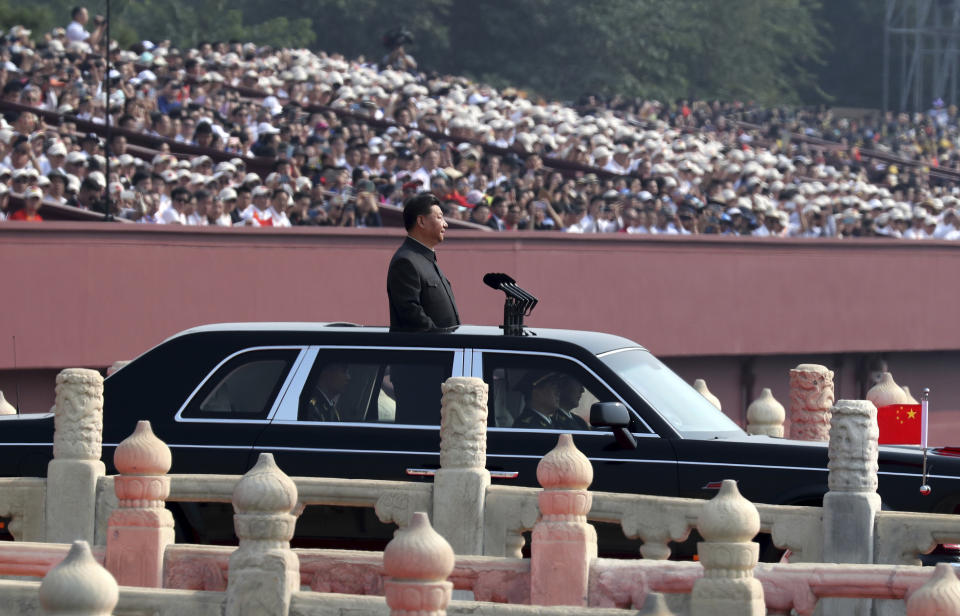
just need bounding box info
[2,223,960,370]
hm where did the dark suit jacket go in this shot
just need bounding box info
[387,236,460,332]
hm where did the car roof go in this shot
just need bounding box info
[170,322,645,356]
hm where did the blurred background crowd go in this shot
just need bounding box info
[2,4,960,240]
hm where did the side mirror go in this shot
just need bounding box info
[590,402,637,450]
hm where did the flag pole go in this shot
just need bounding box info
[920,387,931,495]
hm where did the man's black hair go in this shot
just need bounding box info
[402,193,439,231]
[131,171,149,186]
[170,186,191,202]
[194,189,211,201]
[71,6,85,19]
[80,177,102,192]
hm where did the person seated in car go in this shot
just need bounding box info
[301,363,350,422]
[515,371,563,428]
[555,375,590,431]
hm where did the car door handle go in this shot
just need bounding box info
[406,468,519,479]
[405,468,436,477]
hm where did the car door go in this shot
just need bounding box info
[254,345,462,481]
[476,350,679,497]
[170,345,308,474]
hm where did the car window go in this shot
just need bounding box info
[297,350,454,425]
[183,349,300,420]
[483,353,619,431]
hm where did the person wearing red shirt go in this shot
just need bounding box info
[8,187,43,221]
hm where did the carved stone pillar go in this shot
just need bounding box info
[39,540,118,615]
[226,453,301,616]
[690,480,765,616]
[747,388,785,437]
[822,399,880,616]
[789,363,834,441]
[433,377,490,555]
[46,369,106,544]
[907,563,960,615]
[105,421,174,587]
[383,511,455,616]
[530,434,596,607]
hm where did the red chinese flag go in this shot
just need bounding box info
[877,404,923,445]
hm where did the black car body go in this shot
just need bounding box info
[3,323,960,552]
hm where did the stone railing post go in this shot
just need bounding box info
[530,434,596,607]
[104,421,174,587]
[690,479,764,616]
[226,453,301,616]
[433,377,490,555]
[383,511,455,616]
[46,369,106,544]
[822,399,880,616]
[789,363,834,441]
[906,563,960,615]
[747,388,785,437]
[39,540,119,615]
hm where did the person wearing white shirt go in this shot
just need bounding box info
[411,148,439,192]
[160,187,189,224]
[66,7,105,48]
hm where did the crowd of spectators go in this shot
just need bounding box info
[4,8,960,240]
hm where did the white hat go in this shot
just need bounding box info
[47,143,67,157]
[592,146,611,160]
[218,187,238,201]
[66,151,87,165]
[25,185,43,199]
[253,185,271,197]
[87,171,106,188]
[257,122,280,136]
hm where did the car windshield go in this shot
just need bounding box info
[600,348,745,437]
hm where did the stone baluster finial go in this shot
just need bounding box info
[692,379,721,410]
[822,399,881,616]
[691,480,764,616]
[383,511,455,616]
[433,377,490,555]
[530,434,596,607]
[226,453,301,616]
[46,369,106,544]
[906,563,960,615]
[105,421,174,587]
[746,388,785,437]
[0,390,15,414]
[106,361,131,376]
[789,364,834,441]
[39,540,119,615]
[866,372,909,408]
[902,386,920,405]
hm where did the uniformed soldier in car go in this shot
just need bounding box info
[554,374,590,431]
[515,371,563,428]
[301,363,350,422]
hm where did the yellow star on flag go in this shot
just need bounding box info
[907,409,917,419]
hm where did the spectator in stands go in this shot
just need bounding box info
[9,186,44,221]
[66,6,106,50]
[161,186,190,224]
[353,180,383,227]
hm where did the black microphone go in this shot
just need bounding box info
[482,272,516,290]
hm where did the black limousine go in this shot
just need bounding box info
[3,322,960,555]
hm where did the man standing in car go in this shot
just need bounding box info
[387,193,460,332]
